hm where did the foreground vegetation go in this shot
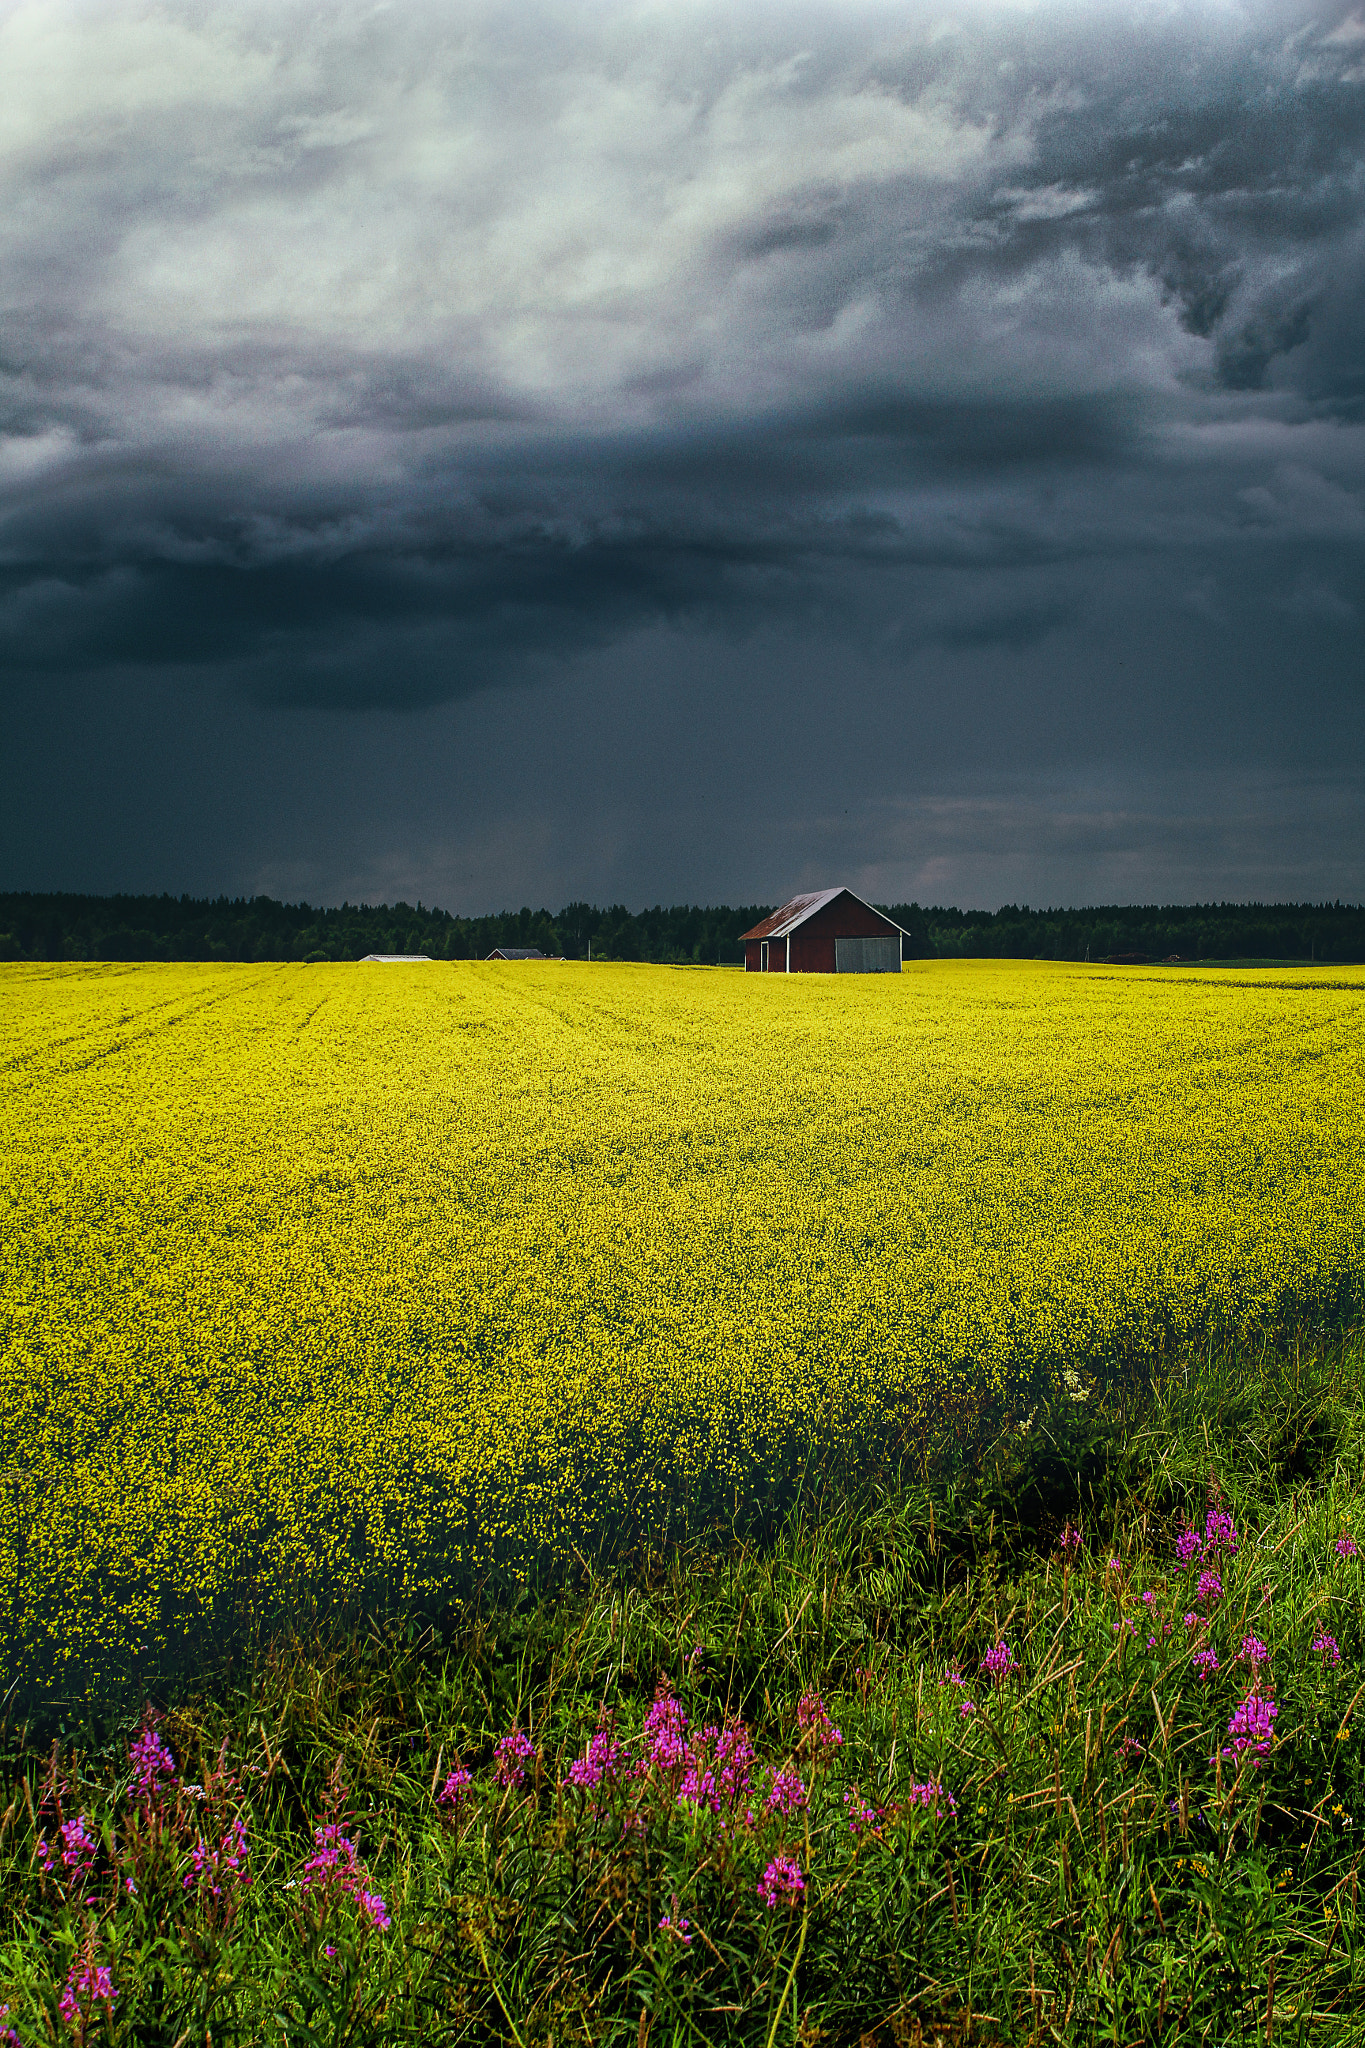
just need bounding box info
[3,1331,1363,2044]
[3,959,1363,1711]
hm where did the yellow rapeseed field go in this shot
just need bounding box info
[2,958,1362,1702]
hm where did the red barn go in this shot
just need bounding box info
[739,888,907,974]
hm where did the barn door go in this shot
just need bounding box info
[760,940,768,971]
[835,936,901,973]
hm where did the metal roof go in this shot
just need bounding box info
[738,888,906,944]
[486,947,547,959]
[359,953,433,962]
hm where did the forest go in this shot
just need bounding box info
[1,889,1362,965]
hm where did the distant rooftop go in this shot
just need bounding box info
[359,954,433,962]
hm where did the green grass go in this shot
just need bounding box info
[3,1329,1365,2045]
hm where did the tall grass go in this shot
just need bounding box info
[3,1328,1364,2044]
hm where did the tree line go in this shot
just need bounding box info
[1,890,1361,966]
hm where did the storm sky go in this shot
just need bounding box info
[2,0,1363,911]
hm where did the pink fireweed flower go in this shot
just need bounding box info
[0,2004,18,2048]
[129,1727,176,1802]
[714,1719,755,1805]
[567,1727,625,1794]
[1106,1556,1122,1575]
[59,1958,116,2033]
[1239,1634,1270,1670]
[358,1889,391,1933]
[940,1663,967,1690]
[959,1697,978,1717]
[1192,1648,1219,1681]
[906,1778,956,1814]
[659,1899,692,1944]
[982,1640,1017,1685]
[1175,1525,1203,1566]
[764,1770,807,1818]
[641,1688,689,1773]
[298,1823,390,1939]
[493,1728,536,1790]
[1196,1571,1223,1607]
[301,1824,360,1891]
[758,1854,805,1908]
[1204,1509,1239,1556]
[1142,1589,1157,1608]
[1222,1688,1278,1764]
[1335,1534,1358,1559]
[1183,1612,1201,1631]
[1058,1521,1083,1552]
[844,1787,881,1836]
[183,1816,250,1901]
[437,1768,472,1812]
[796,1692,843,1751]
[1313,1632,1342,1665]
[38,1814,97,1892]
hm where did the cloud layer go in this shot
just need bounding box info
[1,0,1362,903]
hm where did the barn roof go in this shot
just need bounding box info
[487,947,547,960]
[738,888,906,944]
[360,953,433,962]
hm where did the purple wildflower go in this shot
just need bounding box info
[38,1814,97,1893]
[758,1853,805,1908]
[0,2005,18,2048]
[301,1824,360,1891]
[1313,1632,1342,1666]
[906,1778,956,1813]
[982,1640,1017,1685]
[437,1768,472,1813]
[129,1727,176,1802]
[493,1728,536,1790]
[1335,1534,1358,1559]
[1107,1556,1122,1575]
[844,1787,881,1836]
[715,1720,755,1805]
[764,1770,807,1818]
[1204,1509,1239,1556]
[642,1688,689,1772]
[1192,1648,1219,1681]
[796,1692,843,1750]
[183,1815,250,1901]
[1239,1634,1270,1670]
[1142,1589,1157,1609]
[358,1889,391,1933]
[1183,1611,1200,1631]
[659,1901,692,1944]
[1058,1521,1083,1552]
[59,1958,116,2033]
[1196,1570,1223,1607]
[1223,1688,1278,1764]
[1175,1525,1203,1566]
[959,1697,977,1717]
[567,1727,625,1793]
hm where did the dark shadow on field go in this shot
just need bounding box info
[9,1322,1364,1745]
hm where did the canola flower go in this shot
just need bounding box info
[1,957,1363,1704]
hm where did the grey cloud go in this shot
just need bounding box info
[0,0,1362,907]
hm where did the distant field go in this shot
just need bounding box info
[2,959,1362,1705]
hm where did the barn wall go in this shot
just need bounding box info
[802,894,900,940]
[744,941,763,973]
[790,932,836,973]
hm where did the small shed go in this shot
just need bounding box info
[486,947,548,961]
[739,889,906,974]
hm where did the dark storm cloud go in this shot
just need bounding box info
[0,0,1361,905]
